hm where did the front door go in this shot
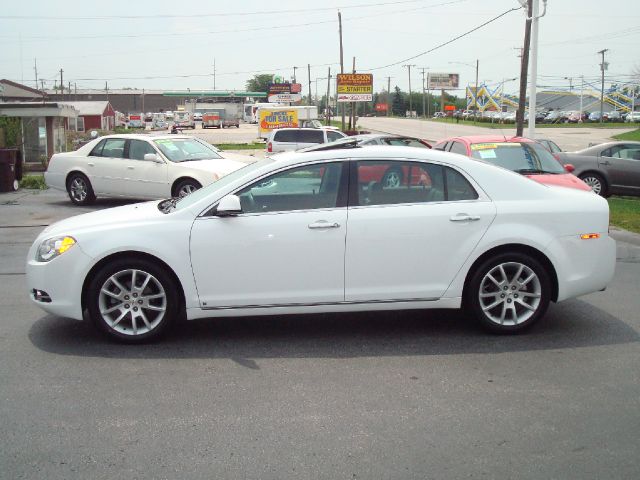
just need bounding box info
[599,144,640,194]
[345,160,496,301]
[190,161,348,308]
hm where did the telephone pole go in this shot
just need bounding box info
[326,67,332,125]
[420,68,428,118]
[403,64,416,117]
[213,58,216,90]
[386,76,392,117]
[292,66,297,83]
[338,10,345,130]
[516,0,532,137]
[307,64,312,106]
[598,48,608,123]
[59,68,64,99]
[33,59,38,90]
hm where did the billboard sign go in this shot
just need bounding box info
[375,103,388,111]
[259,109,299,135]
[337,73,373,102]
[428,73,459,89]
[291,83,302,93]
[268,93,303,103]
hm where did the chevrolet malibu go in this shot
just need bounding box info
[45,134,250,205]
[27,147,616,343]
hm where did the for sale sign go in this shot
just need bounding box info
[337,73,373,102]
[259,109,299,135]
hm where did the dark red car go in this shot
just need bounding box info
[433,135,591,192]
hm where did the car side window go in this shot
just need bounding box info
[236,162,343,214]
[297,130,324,143]
[273,130,297,143]
[98,139,126,159]
[433,141,448,151]
[444,166,479,201]
[356,161,445,206]
[326,130,344,142]
[616,146,640,160]
[128,139,157,160]
[449,141,467,155]
[89,140,106,157]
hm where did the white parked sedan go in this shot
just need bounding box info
[27,146,616,342]
[45,134,251,205]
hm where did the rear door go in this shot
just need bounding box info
[86,138,127,194]
[599,144,640,193]
[345,159,496,301]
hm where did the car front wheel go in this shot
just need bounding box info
[87,258,180,343]
[66,172,96,206]
[579,173,607,196]
[466,253,551,333]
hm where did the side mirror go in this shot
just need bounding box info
[216,195,242,217]
[564,163,575,173]
[144,153,162,163]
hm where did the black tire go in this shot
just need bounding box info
[381,167,404,188]
[174,178,202,198]
[87,258,180,343]
[465,252,551,334]
[578,172,608,197]
[66,172,96,206]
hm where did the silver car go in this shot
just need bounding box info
[558,141,640,196]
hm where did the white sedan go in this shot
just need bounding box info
[45,134,251,205]
[27,146,616,342]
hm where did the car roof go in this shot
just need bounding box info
[438,135,535,144]
[94,134,193,141]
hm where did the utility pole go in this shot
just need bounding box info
[579,75,584,122]
[473,60,479,124]
[59,68,64,99]
[33,58,38,90]
[326,67,332,125]
[598,48,608,123]
[292,66,297,83]
[386,76,391,117]
[403,64,416,118]
[527,0,547,138]
[213,58,216,90]
[420,68,426,118]
[338,10,345,131]
[564,76,574,91]
[350,56,356,130]
[516,0,532,137]
[307,64,312,106]
[427,71,431,117]
[105,81,109,102]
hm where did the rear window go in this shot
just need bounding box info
[470,142,564,174]
[297,130,324,143]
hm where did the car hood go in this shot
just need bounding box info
[525,173,591,191]
[40,201,168,238]
[174,156,249,176]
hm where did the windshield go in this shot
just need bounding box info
[172,158,274,211]
[153,138,222,162]
[470,142,565,174]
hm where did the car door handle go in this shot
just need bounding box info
[450,214,480,222]
[87,162,95,167]
[601,160,611,166]
[127,166,135,170]
[308,221,340,229]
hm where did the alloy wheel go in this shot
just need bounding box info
[70,177,88,202]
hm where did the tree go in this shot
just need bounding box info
[245,74,274,93]
[391,86,405,116]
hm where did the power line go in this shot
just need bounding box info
[365,6,522,71]
[0,0,467,20]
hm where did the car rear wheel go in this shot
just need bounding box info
[174,179,202,198]
[466,252,551,334]
[579,172,607,196]
[66,172,96,206]
[87,258,179,343]
[381,168,403,188]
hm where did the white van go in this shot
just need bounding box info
[266,128,347,154]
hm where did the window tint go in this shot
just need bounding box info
[356,161,445,206]
[128,139,157,160]
[297,130,324,143]
[445,167,479,201]
[273,130,298,143]
[236,162,343,214]
[327,130,345,142]
[100,139,126,159]
[449,141,468,155]
[433,141,448,151]
[383,137,429,148]
[89,139,105,157]
[356,161,478,206]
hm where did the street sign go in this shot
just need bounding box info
[428,73,459,89]
[337,73,373,102]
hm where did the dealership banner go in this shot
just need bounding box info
[337,73,373,102]
[259,109,299,135]
[428,73,459,89]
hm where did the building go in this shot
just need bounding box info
[0,79,46,102]
[61,101,116,131]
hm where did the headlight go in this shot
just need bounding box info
[36,236,77,262]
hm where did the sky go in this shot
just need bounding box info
[1,0,638,97]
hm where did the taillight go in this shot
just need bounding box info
[267,142,272,153]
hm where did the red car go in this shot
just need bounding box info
[433,135,591,192]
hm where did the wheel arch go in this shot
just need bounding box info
[171,176,202,197]
[462,243,559,304]
[65,169,91,189]
[81,250,186,316]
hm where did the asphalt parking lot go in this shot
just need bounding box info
[1,188,640,479]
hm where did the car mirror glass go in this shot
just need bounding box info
[216,195,242,217]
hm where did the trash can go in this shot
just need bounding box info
[0,148,19,192]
